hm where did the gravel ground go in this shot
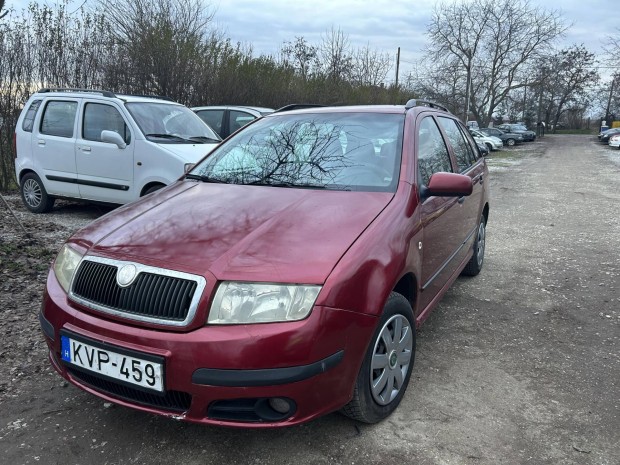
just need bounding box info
[0,134,618,464]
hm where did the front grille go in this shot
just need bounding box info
[68,367,192,412]
[70,258,205,326]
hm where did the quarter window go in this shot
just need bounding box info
[83,103,131,143]
[22,100,42,132]
[40,101,77,138]
[417,117,453,186]
[437,117,476,172]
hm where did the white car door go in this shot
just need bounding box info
[32,98,80,197]
[75,101,135,203]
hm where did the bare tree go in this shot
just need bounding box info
[320,27,353,82]
[99,0,215,102]
[538,46,599,130]
[352,44,392,87]
[281,36,319,81]
[426,0,567,126]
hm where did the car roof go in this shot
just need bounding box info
[32,89,181,105]
[192,105,274,113]
[265,105,417,116]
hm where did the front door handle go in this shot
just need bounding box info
[81,146,92,152]
[37,139,46,146]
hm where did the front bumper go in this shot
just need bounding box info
[40,271,377,427]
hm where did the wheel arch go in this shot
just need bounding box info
[140,181,167,197]
[392,272,417,311]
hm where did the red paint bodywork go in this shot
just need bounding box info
[41,105,489,427]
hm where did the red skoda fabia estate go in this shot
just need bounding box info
[40,100,489,427]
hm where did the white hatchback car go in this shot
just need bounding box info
[609,133,620,149]
[469,129,503,151]
[15,89,221,213]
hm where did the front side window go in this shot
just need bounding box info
[126,102,220,143]
[190,112,404,192]
[437,117,476,172]
[83,103,131,143]
[22,100,42,132]
[417,117,452,186]
[40,101,78,138]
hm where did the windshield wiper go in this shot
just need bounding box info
[247,181,350,190]
[145,133,191,142]
[185,173,228,183]
[189,136,221,144]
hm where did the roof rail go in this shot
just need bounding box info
[405,99,450,113]
[275,104,326,113]
[38,88,117,98]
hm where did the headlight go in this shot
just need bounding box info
[53,244,84,293]
[208,282,321,324]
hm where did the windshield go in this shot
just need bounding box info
[126,102,221,143]
[189,112,404,192]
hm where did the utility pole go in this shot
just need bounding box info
[395,47,400,89]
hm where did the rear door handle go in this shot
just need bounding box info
[81,146,91,152]
[37,139,46,146]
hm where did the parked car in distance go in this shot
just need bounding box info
[599,127,620,143]
[497,123,536,141]
[479,127,524,146]
[193,105,274,139]
[609,133,620,149]
[470,129,503,151]
[15,88,221,213]
[40,100,489,428]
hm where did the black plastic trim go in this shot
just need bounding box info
[39,311,55,341]
[46,175,129,191]
[192,350,344,387]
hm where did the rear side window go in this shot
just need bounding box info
[83,103,131,143]
[417,116,453,185]
[40,101,78,138]
[229,110,255,133]
[196,109,224,134]
[22,100,42,132]
[437,117,477,172]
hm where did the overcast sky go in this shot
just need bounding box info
[5,0,619,81]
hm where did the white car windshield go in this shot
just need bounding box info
[126,102,221,144]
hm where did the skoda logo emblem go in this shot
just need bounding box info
[116,264,138,287]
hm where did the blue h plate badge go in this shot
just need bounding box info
[61,336,71,362]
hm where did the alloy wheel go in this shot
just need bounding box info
[23,178,42,208]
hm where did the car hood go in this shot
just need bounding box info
[73,181,394,284]
[155,142,219,163]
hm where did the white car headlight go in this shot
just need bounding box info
[208,282,321,324]
[53,244,84,293]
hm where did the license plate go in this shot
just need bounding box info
[60,334,164,392]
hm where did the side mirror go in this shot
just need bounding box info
[101,130,127,149]
[421,172,473,198]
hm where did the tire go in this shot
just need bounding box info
[485,142,493,152]
[20,173,55,213]
[506,138,516,146]
[143,184,165,196]
[341,292,415,423]
[462,215,486,276]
